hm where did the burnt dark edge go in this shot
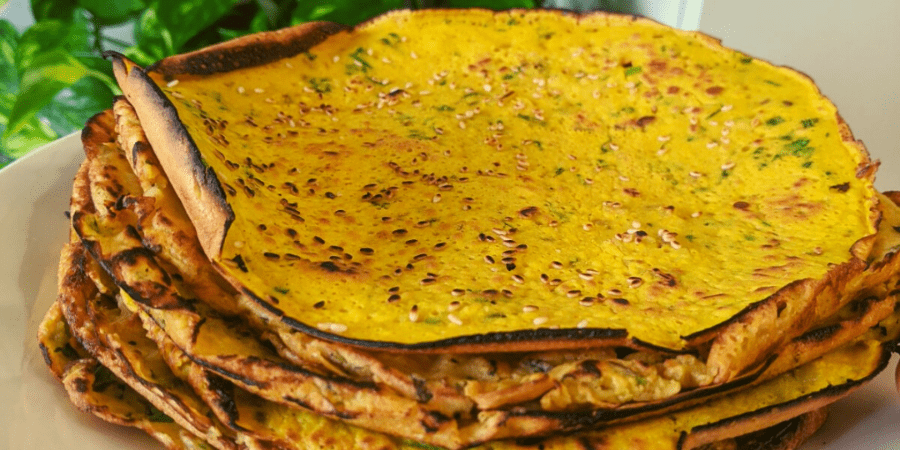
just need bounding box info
[282,395,359,420]
[730,414,805,450]
[146,22,350,76]
[202,370,249,432]
[793,323,843,344]
[675,340,894,450]
[239,286,630,351]
[192,356,267,389]
[103,50,235,255]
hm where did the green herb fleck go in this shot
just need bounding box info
[785,139,813,157]
[764,80,781,86]
[274,287,289,295]
[744,234,756,241]
[554,167,565,176]
[685,235,695,242]
[740,57,753,64]
[434,105,455,112]
[308,78,331,94]
[625,66,643,77]
[92,365,118,393]
[146,404,175,423]
[801,161,813,168]
[423,317,441,325]
[766,116,784,126]
[402,440,445,450]
[801,118,819,128]
[635,376,648,386]
[60,343,80,360]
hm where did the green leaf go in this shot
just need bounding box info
[154,0,241,52]
[0,117,57,161]
[38,76,114,137]
[15,13,92,74]
[77,0,144,26]
[134,8,173,62]
[444,0,535,8]
[290,0,402,26]
[30,0,78,22]
[0,20,18,95]
[4,49,91,138]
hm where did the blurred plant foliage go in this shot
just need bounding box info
[0,0,542,168]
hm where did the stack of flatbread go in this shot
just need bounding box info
[38,9,900,450]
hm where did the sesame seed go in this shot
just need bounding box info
[577,319,589,328]
[409,305,419,322]
[317,322,347,333]
[523,305,539,313]
[689,171,703,178]
[631,221,642,229]
[691,211,702,218]
[566,290,582,298]
[448,301,461,311]
[421,278,436,286]
[608,289,623,296]
[721,104,733,111]
[388,294,401,303]
[410,51,418,59]
[550,261,563,269]
[583,223,593,231]
[451,289,466,296]
[533,317,549,326]
[166,79,179,87]
[706,141,718,149]
[578,272,594,281]
[627,277,644,288]
[512,274,524,283]
[658,135,671,142]
[721,162,736,170]
[670,241,682,250]
[254,88,264,94]
[448,314,462,326]
[579,298,594,307]
[540,274,549,283]
[237,86,245,94]
[233,241,244,248]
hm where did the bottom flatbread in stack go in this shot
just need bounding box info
[37,104,900,450]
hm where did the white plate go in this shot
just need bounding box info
[0,133,161,449]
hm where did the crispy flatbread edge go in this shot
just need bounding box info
[689,408,827,450]
[107,53,234,262]
[105,10,885,361]
[677,357,884,450]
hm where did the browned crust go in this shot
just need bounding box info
[147,22,350,77]
[688,408,827,450]
[107,54,234,259]
[676,355,883,450]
